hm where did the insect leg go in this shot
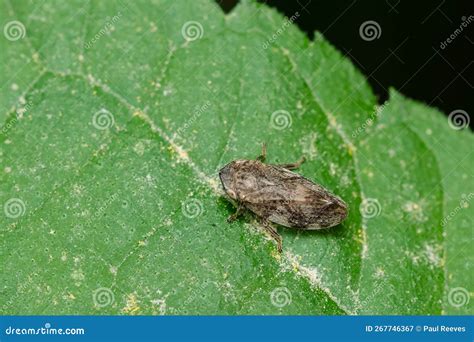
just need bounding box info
[260,218,283,253]
[227,204,245,223]
[276,156,306,170]
[256,143,267,162]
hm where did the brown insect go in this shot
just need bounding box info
[219,144,348,252]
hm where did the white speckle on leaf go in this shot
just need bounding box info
[4,166,12,173]
[407,251,420,265]
[65,293,76,301]
[87,73,96,84]
[402,201,426,222]
[150,298,167,314]
[16,107,27,118]
[150,290,168,315]
[72,183,85,196]
[374,267,385,279]
[144,173,156,187]
[11,83,19,91]
[340,174,351,188]
[32,53,40,63]
[422,243,443,268]
[163,87,173,96]
[71,269,85,284]
[299,132,318,160]
[133,141,146,156]
[284,252,354,314]
[208,177,221,193]
[361,226,368,259]
[176,145,188,159]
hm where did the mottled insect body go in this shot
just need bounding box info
[219,144,348,252]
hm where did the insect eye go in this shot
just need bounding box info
[227,189,237,199]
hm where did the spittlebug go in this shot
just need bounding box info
[219,144,348,252]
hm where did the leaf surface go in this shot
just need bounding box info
[1,0,472,314]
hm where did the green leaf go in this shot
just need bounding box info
[379,90,474,314]
[1,0,472,315]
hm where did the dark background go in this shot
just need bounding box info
[216,0,473,130]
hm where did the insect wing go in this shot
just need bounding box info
[242,166,340,229]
